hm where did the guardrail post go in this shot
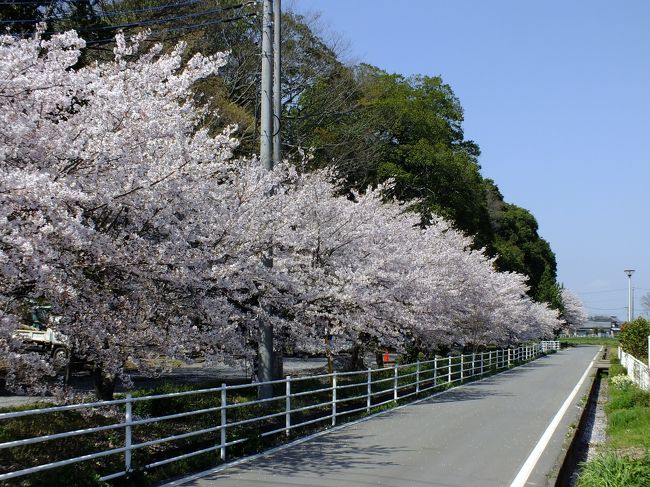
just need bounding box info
[433,357,437,386]
[367,368,372,412]
[480,352,484,375]
[125,394,132,474]
[447,356,452,384]
[508,348,511,368]
[472,353,475,377]
[332,371,337,426]
[285,376,291,437]
[220,383,227,461]
[393,365,398,401]
[460,354,464,382]
[416,360,420,394]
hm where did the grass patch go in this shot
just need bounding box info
[578,452,650,487]
[608,408,650,449]
[606,387,650,415]
[605,357,650,449]
[610,355,625,378]
[560,337,619,347]
[578,348,650,486]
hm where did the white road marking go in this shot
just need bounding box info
[510,347,601,487]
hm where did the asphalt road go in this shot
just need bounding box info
[170,346,600,487]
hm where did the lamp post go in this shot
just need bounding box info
[624,269,635,322]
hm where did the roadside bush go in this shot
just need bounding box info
[0,409,120,486]
[578,452,650,487]
[129,383,220,418]
[619,318,650,361]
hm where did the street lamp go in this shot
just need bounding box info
[624,269,635,322]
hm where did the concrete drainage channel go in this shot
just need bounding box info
[554,347,609,486]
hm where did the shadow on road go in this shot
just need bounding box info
[191,432,408,483]
[419,385,513,404]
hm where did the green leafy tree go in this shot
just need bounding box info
[0,1,52,35]
[619,317,650,361]
[535,267,563,309]
[486,180,560,303]
[288,64,494,247]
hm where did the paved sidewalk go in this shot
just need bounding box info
[170,346,600,487]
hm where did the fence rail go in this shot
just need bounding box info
[618,347,650,390]
[0,344,545,483]
[540,340,560,352]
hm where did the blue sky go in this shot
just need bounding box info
[294,0,650,321]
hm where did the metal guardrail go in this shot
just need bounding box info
[0,344,544,482]
[618,347,650,390]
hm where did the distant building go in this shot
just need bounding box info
[573,317,620,337]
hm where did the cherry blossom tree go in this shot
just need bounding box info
[0,28,284,398]
[274,172,559,357]
[1,28,561,400]
[561,288,587,334]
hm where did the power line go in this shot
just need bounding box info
[577,288,627,294]
[82,2,254,32]
[585,306,626,311]
[1,0,205,23]
[1,1,254,26]
[93,0,208,18]
[84,11,256,45]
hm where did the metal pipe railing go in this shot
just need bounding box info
[0,343,547,483]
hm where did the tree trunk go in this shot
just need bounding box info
[325,334,334,376]
[375,350,384,369]
[93,366,116,401]
[346,344,366,371]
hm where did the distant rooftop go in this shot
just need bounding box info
[579,319,618,331]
